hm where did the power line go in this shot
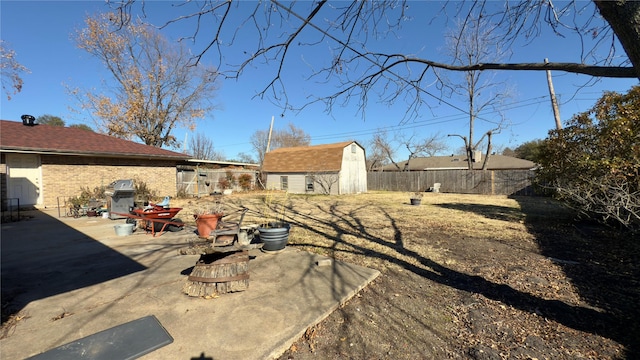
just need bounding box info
[309,95,551,140]
[212,94,552,149]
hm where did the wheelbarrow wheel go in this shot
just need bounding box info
[151,221,165,232]
[168,218,184,232]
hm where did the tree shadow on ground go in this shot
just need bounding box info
[281,197,638,359]
[439,196,640,358]
[1,210,147,330]
[436,202,525,223]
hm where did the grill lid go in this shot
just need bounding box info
[105,179,135,195]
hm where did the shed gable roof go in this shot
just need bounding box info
[263,141,358,173]
[0,120,188,160]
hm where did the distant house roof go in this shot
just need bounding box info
[179,159,260,171]
[379,154,536,171]
[263,141,361,173]
[0,120,189,160]
[186,159,259,168]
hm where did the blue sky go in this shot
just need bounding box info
[1,1,638,161]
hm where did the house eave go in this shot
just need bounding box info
[0,148,189,161]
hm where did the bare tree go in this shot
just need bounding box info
[397,132,448,171]
[108,1,639,112]
[276,123,311,148]
[308,172,340,195]
[250,129,270,166]
[444,14,512,170]
[72,12,218,148]
[365,135,389,171]
[251,122,311,165]
[370,129,447,171]
[593,1,640,78]
[235,152,257,164]
[371,129,401,171]
[106,0,638,140]
[0,40,30,100]
[189,132,224,160]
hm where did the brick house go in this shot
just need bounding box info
[262,141,367,195]
[0,119,189,208]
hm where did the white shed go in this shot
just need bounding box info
[262,141,367,195]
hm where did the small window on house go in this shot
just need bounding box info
[280,176,288,190]
[305,176,314,192]
[351,144,357,153]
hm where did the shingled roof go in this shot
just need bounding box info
[380,154,536,171]
[263,141,359,173]
[0,120,189,160]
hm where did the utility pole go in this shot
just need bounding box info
[545,58,562,130]
[265,115,275,153]
[182,133,188,153]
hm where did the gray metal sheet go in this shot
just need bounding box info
[26,315,173,360]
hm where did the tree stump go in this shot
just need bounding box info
[182,250,249,297]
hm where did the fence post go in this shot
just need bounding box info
[491,170,495,195]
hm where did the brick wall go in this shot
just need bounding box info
[0,153,7,209]
[41,155,178,208]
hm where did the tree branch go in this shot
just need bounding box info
[408,58,636,78]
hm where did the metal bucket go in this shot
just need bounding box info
[114,223,135,236]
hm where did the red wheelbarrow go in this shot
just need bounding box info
[112,204,185,237]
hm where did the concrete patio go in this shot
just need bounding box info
[0,209,379,359]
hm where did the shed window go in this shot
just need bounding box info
[280,176,288,190]
[351,144,357,153]
[305,176,314,192]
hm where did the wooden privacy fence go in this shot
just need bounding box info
[367,169,536,196]
[177,168,258,197]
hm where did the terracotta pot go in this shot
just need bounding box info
[194,213,223,238]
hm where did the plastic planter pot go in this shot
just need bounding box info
[258,222,291,252]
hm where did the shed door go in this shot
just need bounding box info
[6,153,42,206]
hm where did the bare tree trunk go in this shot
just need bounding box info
[594,1,640,79]
[481,131,493,171]
[467,74,476,170]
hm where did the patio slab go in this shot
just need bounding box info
[1,209,379,360]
